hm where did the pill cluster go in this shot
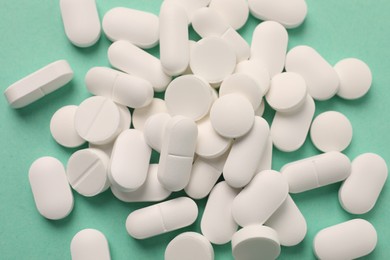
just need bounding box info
[4,0,388,259]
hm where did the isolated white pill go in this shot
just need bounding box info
[163,0,211,22]
[235,59,270,94]
[4,60,73,108]
[102,7,159,48]
[201,181,239,245]
[339,153,388,214]
[334,58,373,100]
[271,95,315,152]
[209,0,249,30]
[282,151,351,193]
[286,46,339,100]
[60,0,101,47]
[210,94,255,138]
[313,219,377,259]
[165,232,214,260]
[132,98,168,131]
[29,157,74,220]
[126,197,198,239]
[70,229,111,260]
[232,170,289,227]
[232,225,281,260]
[144,113,171,152]
[108,40,171,92]
[248,0,307,29]
[85,67,153,108]
[256,134,273,172]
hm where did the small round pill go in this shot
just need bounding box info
[165,232,214,260]
[144,113,171,152]
[132,98,168,130]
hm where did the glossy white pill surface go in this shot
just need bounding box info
[126,197,198,239]
[165,232,214,260]
[144,113,171,152]
[314,219,377,259]
[70,229,111,260]
[339,153,388,214]
[163,0,211,22]
[209,0,249,30]
[29,157,74,220]
[132,98,168,130]
[235,59,270,94]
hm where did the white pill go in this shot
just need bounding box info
[60,0,101,47]
[85,67,153,108]
[209,0,249,30]
[224,117,270,188]
[50,105,85,148]
[111,164,171,202]
[109,129,151,192]
[4,60,73,108]
[29,157,74,220]
[89,141,115,158]
[210,94,255,138]
[165,75,213,121]
[266,72,307,112]
[339,153,388,214]
[285,46,340,100]
[251,21,288,77]
[144,113,171,152]
[117,104,131,131]
[102,7,159,49]
[256,134,273,172]
[70,229,111,260]
[201,181,240,245]
[108,40,171,92]
[334,58,373,100]
[232,225,281,260]
[165,232,214,260]
[219,73,264,110]
[248,0,307,29]
[126,197,198,239]
[163,0,211,22]
[196,116,232,159]
[132,98,168,131]
[232,170,289,227]
[313,219,377,260]
[270,95,315,152]
[158,116,198,191]
[255,99,265,117]
[235,59,270,94]
[310,111,353,152]
[75,96,122,145]
[220,26,251,63]
[190,36,236,84]
[265,195,307,246]
[281,151,351,193]
[67,148,110,197]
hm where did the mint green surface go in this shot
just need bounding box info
[0,0,389,259]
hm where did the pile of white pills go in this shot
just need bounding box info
[4,0,388,259]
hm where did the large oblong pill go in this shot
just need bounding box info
[70,229,111,260]
[29,157,74,220]
[126,197,198,239]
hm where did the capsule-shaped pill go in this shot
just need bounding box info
[126,197,198,239]
[282,151,351,193]
[70,229,111,260]
[29,157,74,220]
[256,134,273,172]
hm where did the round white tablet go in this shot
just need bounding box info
[75,96,122,145]
[89,141,114,158]
[144,113,171,152]
[310,111,353,152]
[334,58,372,100]
[266,72,307,112]
[165,75,213,121]
[190,36,236,84]
[132,98,168,130]
[255,100,265,117]
[210,94,254,138]
[50,105,85,148]
[165,232,214,260]
[235,59,270,94]
[209,0,249,30]
[232,225,281,260]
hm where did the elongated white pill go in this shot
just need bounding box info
[132,98,168,131]
[256,134,273,172]
[339,153,388,214]
[209,0,249,30]
[60,0,101,47]
[282,151,351,193]
[165,232,214,260]
[117,104,131,132]
[314,219,377,259]
[163,0,211,22]
[4,60,73,108]
[144,113,171,152]
[70,229,111,260]
[126,197,198,239]
[235,59,270,94]
[29,157,74,220]
[102,7,159,48]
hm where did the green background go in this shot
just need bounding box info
[0,0,389,259]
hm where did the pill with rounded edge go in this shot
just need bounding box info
[209,0,249,30]
[29,157,74,220]
[163,0,211,22]
[235,59,270,95]
[165,232,214,260]
[132,98,168,131]
[70,229,111,260]
[144,113,171,152]
[126,197,198,239]
[256,134,273,172]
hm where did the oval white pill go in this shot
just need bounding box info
[144,113,171,152]
[29,157,74,220]
[165,232,214,260]
[126,197,198,239]
[60,0,101,47]
[210,94,255,138]
[334,58,373,100]
[235,59,270,94]
[132,98,168,131]
[339,153,388,214]
[70,229,110,260]
[209,0,249,30]
[102,7,159,48]
[313,219,377,260]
